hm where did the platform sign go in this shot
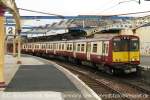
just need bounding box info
[6,26,15,35]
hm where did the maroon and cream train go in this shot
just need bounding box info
[22,35,140,74]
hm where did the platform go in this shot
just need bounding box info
[0,54,100,100]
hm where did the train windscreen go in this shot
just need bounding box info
[113,37,139,52]
[130,38,139,51]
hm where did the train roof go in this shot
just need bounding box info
[25,34,139,44]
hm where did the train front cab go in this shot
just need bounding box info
[112,35,140,74]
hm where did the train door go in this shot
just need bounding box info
[86,42,91,61]
[53,43,56,55]
[127,39,130,62]
[73,42,76,58]
[102,41,109,61]
[121,39,130,62]
[128,37,139,63]
[102,41,105,61]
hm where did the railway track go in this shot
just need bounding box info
[51,59,150,100]
[56,62,130,100]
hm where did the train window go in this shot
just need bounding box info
[113,41,120,52]
[70,44,72,50]
[62,44,64,50]
[67,44,69,50]
[130,40,139,51]
[81,44,85,52]
[52,44,53,49]
[53,44,56,49]
[105,44,109,54]
[59,44,61,50]
[73,43,76,51]
[87,43,91,52]
[77,44,80,51]
[122,41,128,51]
[113,39,132,52]
[46,44,48,49]
[45,44,47,49]
[49,44,51,49]
[93,44,97,53]
[51,44,52,49]
[50,44,52,49]
[45,44,48,49]
[56,44,58,49]
[48,44,50,49]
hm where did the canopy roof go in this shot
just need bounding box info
[0,0,21,32]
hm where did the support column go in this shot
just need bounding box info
[13,35,16,57]
[0,6,6,88]
[17,31,21,64]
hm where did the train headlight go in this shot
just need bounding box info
[136,58,139,61]
[118,59,121,62]
[131,58,139,61]
[131,58,135,61]
[115,59,118,62]
[134,58,139,61]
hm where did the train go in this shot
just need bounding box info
[22,34,140,74]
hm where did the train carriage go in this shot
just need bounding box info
[22,34,140,74]
[55,41,66,56]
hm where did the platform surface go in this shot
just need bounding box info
[1,55,86,100]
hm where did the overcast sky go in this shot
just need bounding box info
[15,0,150,16]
